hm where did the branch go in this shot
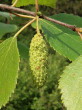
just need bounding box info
[41,15,82,39]
[35,0,39,12]
[11,12,35,19]
[0,4,36,16]
[42,15,76,31]
[0,3,82,35]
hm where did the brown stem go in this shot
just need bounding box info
[0,4,36,16]
[0,4,81,33]
[35,0,39,12]
[42,15,76,31]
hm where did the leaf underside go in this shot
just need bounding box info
[59,55,82,110]
[12,0,56,8]
[40,13,82,61]
[0,37,19,108]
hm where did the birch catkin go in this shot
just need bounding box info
[29,33,48,86]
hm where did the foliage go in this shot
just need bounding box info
[0,22,17,39]
[12,0,56,8]
[17,41,29,60]
[59,55,82,110]
[0,37,19,109]
[56,0,82,16]
[40,13,82,61]
[1,53,68,110]
[0,0,82,109]
[0,11,15,18]
[32,13,82,61]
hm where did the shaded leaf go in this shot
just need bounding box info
[59,55,82,110]
[0,22,18,39]
[17,42,29,60]
[40,13,82,61]
[12,0,56,8]
[0,11,15,18]
[0,37,19,108]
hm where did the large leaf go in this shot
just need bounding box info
[17,42,29,60]
[59,55,82,110]
[0,22,18,39]
[12,0,56,8]
[0,37,19,108]
[0,11,15,18]
[40,13,82,61]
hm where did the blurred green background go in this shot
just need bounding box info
[0,0,82,110]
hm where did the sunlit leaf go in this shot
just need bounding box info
[0,37,19,108]
[12,0,56,8]
[59,55,82,110]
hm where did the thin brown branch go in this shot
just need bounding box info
[0,4,36,16]
[35,0,39,12]
[42,15,76,31]
[0,3,81,34]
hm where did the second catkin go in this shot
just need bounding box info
[29,33,48,86]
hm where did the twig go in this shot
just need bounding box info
[0,4,82,34]
[10,12,35,19]
[42,15,82,39]
[35,0,39,12]
[14,17,36,38]
[42,15,76,31]
[0,4,36,16]
[12,0,18,7]
[10,0,18,19]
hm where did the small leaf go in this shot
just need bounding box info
[59,55,82,110]
[40,13,82,61]
[0,37,19,108]
[0,22,18,39]
[17,42,29,60]
[12,0,56,8]
[0,11,15,18]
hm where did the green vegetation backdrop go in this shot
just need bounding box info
[0,0,82,110]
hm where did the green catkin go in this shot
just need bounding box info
[29,33,48,86]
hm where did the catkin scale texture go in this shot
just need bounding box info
[29,33,48,86]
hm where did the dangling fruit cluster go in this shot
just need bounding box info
[29,33,48,86]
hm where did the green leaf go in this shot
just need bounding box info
[0,37,19,108]
[12,0,56,8]
[0,11,15,18]
[0,22,18,39]
[40,13,82,61]
[17,42,29,60]
[31,21,41,29]
[59,55,82,110]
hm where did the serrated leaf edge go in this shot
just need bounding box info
[58,55,82,109]
[0,37,20,109]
